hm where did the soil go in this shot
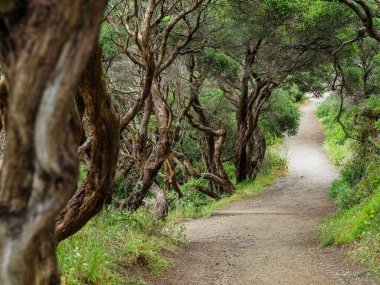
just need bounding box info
[154,98,375,285]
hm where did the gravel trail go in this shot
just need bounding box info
[154,99,374,285]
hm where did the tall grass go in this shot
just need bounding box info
[58,209,181,285]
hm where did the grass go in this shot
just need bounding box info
[58,209,181,285]
[320,191,380,277]
[321,191,380,246]
[58,147,287,284]
[317,96,380,279]
[167,153,287,222]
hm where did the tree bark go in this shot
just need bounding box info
[235,89,269,182]
[0,76,7,133]
[248,127,267,180]
[146,182,174,220]
[55,42,120,243]
[0,1,106,284]
[122,83,172,211]
[185,57,235,195]
[234,41,274,183]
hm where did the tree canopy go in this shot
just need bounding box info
[0,0,380,283]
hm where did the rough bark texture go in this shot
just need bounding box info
[0,76,7,133]
[0,1,106,284]
[247,127,267,180]
[339,0,380,42]
[184,56,235,195]
[235,40,272,183]
[55,43,120,243]
[146,183,174,220]
[122,83,172,211]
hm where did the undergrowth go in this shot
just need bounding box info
[58,209,181,285]
[58,145,287,284]
[167,147,287,222]
[317,95,380,279]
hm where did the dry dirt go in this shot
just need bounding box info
[154,99,375,285]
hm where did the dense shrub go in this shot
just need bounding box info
[318,95,380,278]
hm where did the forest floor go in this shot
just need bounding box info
[153,98,375,285]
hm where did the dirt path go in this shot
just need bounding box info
[155,99,374,285]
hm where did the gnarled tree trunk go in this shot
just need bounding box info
[185,56,235,195]
[0,76,7,132]
[234,40,275,183]
[247,127,267,180]
[122,83,172,211]
[235,88,270,182]
[0,1,106,284]
[55,42,120,243]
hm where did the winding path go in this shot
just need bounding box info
[155,99,373,285]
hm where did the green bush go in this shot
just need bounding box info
[112,171,129,200]
[318,95,380,278]
[260,87,301,138]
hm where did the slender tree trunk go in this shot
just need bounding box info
[0,2,106,284]
[186,57,234,195]
[234,40,265,183]
[214,132,235,195]
[165,155,183,198]
[248,127,267,180]
[235,54,251,183]
[235,98,268,182]
[55,42,120,243]
[122,83,172,211]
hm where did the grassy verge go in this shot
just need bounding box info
[167,148,287,222]
[58,146,287,284]
[58,209,182,285]
[317,96,380,279]
[320,191,380,278]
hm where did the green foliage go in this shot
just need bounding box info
[58,208,180,285]
[203,48,240,83]
[112,171,129,200]
[286,84,307,103]
[262,0,299,23]
[299,0,351,36]
[99,23,121,58]
[260,87,301,139]
[168,144,287,222]
[316,95,352,166]
[321,190,380,248]
[321,191,380,277]
[344,66,363,84]
[318,95,380,278]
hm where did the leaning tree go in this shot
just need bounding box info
[218,0,348,182]
[0,1,106,284]
[105,0,213,211]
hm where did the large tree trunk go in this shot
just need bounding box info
[55,42,120,243]
[0,76,7,135]
[0,1,105,284]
